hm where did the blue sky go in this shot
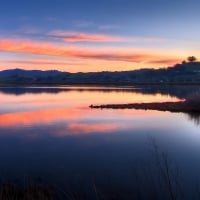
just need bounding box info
[0,0,199,72]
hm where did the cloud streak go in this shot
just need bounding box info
[48,30,166,43]
[4,60,86,66]
[147,59,181,65]
[48,31,125,42]
[0,39,180,65]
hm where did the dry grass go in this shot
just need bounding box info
[0,183,53,200]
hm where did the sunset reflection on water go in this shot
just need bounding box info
[0,86,180,137]
[0,86,199,197]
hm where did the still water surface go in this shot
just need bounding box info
[0,86,199,197]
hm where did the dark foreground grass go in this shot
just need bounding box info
[1,140,199,200]
[0,183,53,200]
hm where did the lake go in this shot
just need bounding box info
[0,86,199,199]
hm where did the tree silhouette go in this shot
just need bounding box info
[187,56,197,62]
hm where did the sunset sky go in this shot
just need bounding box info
[0,0,199,72]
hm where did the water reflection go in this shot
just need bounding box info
[0,86,199,199]
[0,87,182,117]
[187,112,200,125]
[0,85,199,99]
[0,105,168,138]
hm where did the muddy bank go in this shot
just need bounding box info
[90,101,200,113]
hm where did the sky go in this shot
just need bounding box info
[0,0,200,72]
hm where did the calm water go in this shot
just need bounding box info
[0,86,199,198]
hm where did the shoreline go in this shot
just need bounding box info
[90,101,200,113]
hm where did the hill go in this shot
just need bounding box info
[0,68,67,78]
[0,62,200,85]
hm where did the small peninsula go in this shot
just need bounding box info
[90,93,200,113]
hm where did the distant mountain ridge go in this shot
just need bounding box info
[0,68,68,78]
[0,62,200,85]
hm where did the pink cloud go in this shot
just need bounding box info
[0,39,181,65]
[49,31,125,42]
[49,31,166,43]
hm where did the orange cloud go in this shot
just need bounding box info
[4,60,86,66]
[0,39,181,65]
[147,58,181,65]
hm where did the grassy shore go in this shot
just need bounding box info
[90,101,200,113]
[90,94,200,113]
